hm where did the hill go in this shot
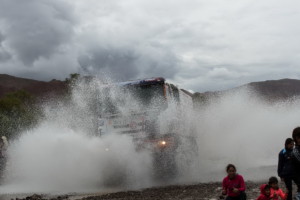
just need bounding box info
[0,74,67,99]
[247,78,300,100]
[2,74,300,104]
[193,78,300,106]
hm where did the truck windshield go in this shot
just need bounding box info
[129,84,164,106]
[98,83,165,115]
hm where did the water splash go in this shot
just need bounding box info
[1,79,300,195]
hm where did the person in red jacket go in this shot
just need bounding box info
[268,176,286,200]
[222,164,247,200]
[257,184,272,200]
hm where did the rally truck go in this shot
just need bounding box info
[95,77,196,180]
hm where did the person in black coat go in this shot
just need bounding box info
[291,127,300,200]
[278,138,294,200]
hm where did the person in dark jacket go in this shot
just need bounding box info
[292,127,300,200]
[277,138,294,200]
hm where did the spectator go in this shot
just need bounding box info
[268,176,286,200]
[291,127,300,200]
[256,184,272,200]
[277,138,294,200]
[222,164,246,200]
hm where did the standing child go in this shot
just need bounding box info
[268,177,286,200]
[222,164,246,200]
[256,184,272,200]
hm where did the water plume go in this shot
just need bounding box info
[192,87,300,182]
[1,79,300,195]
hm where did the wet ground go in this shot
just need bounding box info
[79,181,265,200]
[6,181,268,200]
[1,165,289,200]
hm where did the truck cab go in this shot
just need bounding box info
[96,77,194,179]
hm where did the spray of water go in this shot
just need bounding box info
[1,79,300,195]
[0,78,153,194]
[2,124,151,194]
[193,87,300,181]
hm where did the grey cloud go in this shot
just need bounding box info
[1,0,300,93]
[0,31,11,61]
[135,45,180,79]
[78,44,179,81]
[0,47,11,62]
[0,0,75,65]
[0,50,80,81]
[78,47,139,81]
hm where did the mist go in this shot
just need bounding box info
[1,124,153,194]
[0,79,153,194]
[193,88,300,181]
[0,79,299,195]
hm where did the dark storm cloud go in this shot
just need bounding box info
[0,0,75,65]
[78,44,179,81]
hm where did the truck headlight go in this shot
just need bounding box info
[158,140,167,146]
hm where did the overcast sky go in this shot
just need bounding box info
[0,0,300,92]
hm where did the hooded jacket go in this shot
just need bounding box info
[270,187,286,200]
[256,184,271,200]
[278,148,294,178]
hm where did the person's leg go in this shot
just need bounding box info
[284,177,293,200]
[225,193,246,200]
[238,191,247,200]
[293,176,300,200]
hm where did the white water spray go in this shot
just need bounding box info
[0,79,153,194]
[193,88,300,181]
[0,80,300,195]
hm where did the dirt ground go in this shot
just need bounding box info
[79,181,263,200]
[11,181,269,200]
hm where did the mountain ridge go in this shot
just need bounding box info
[1,74,300,102]
[193,78,300,107]
[0,74,67,99]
